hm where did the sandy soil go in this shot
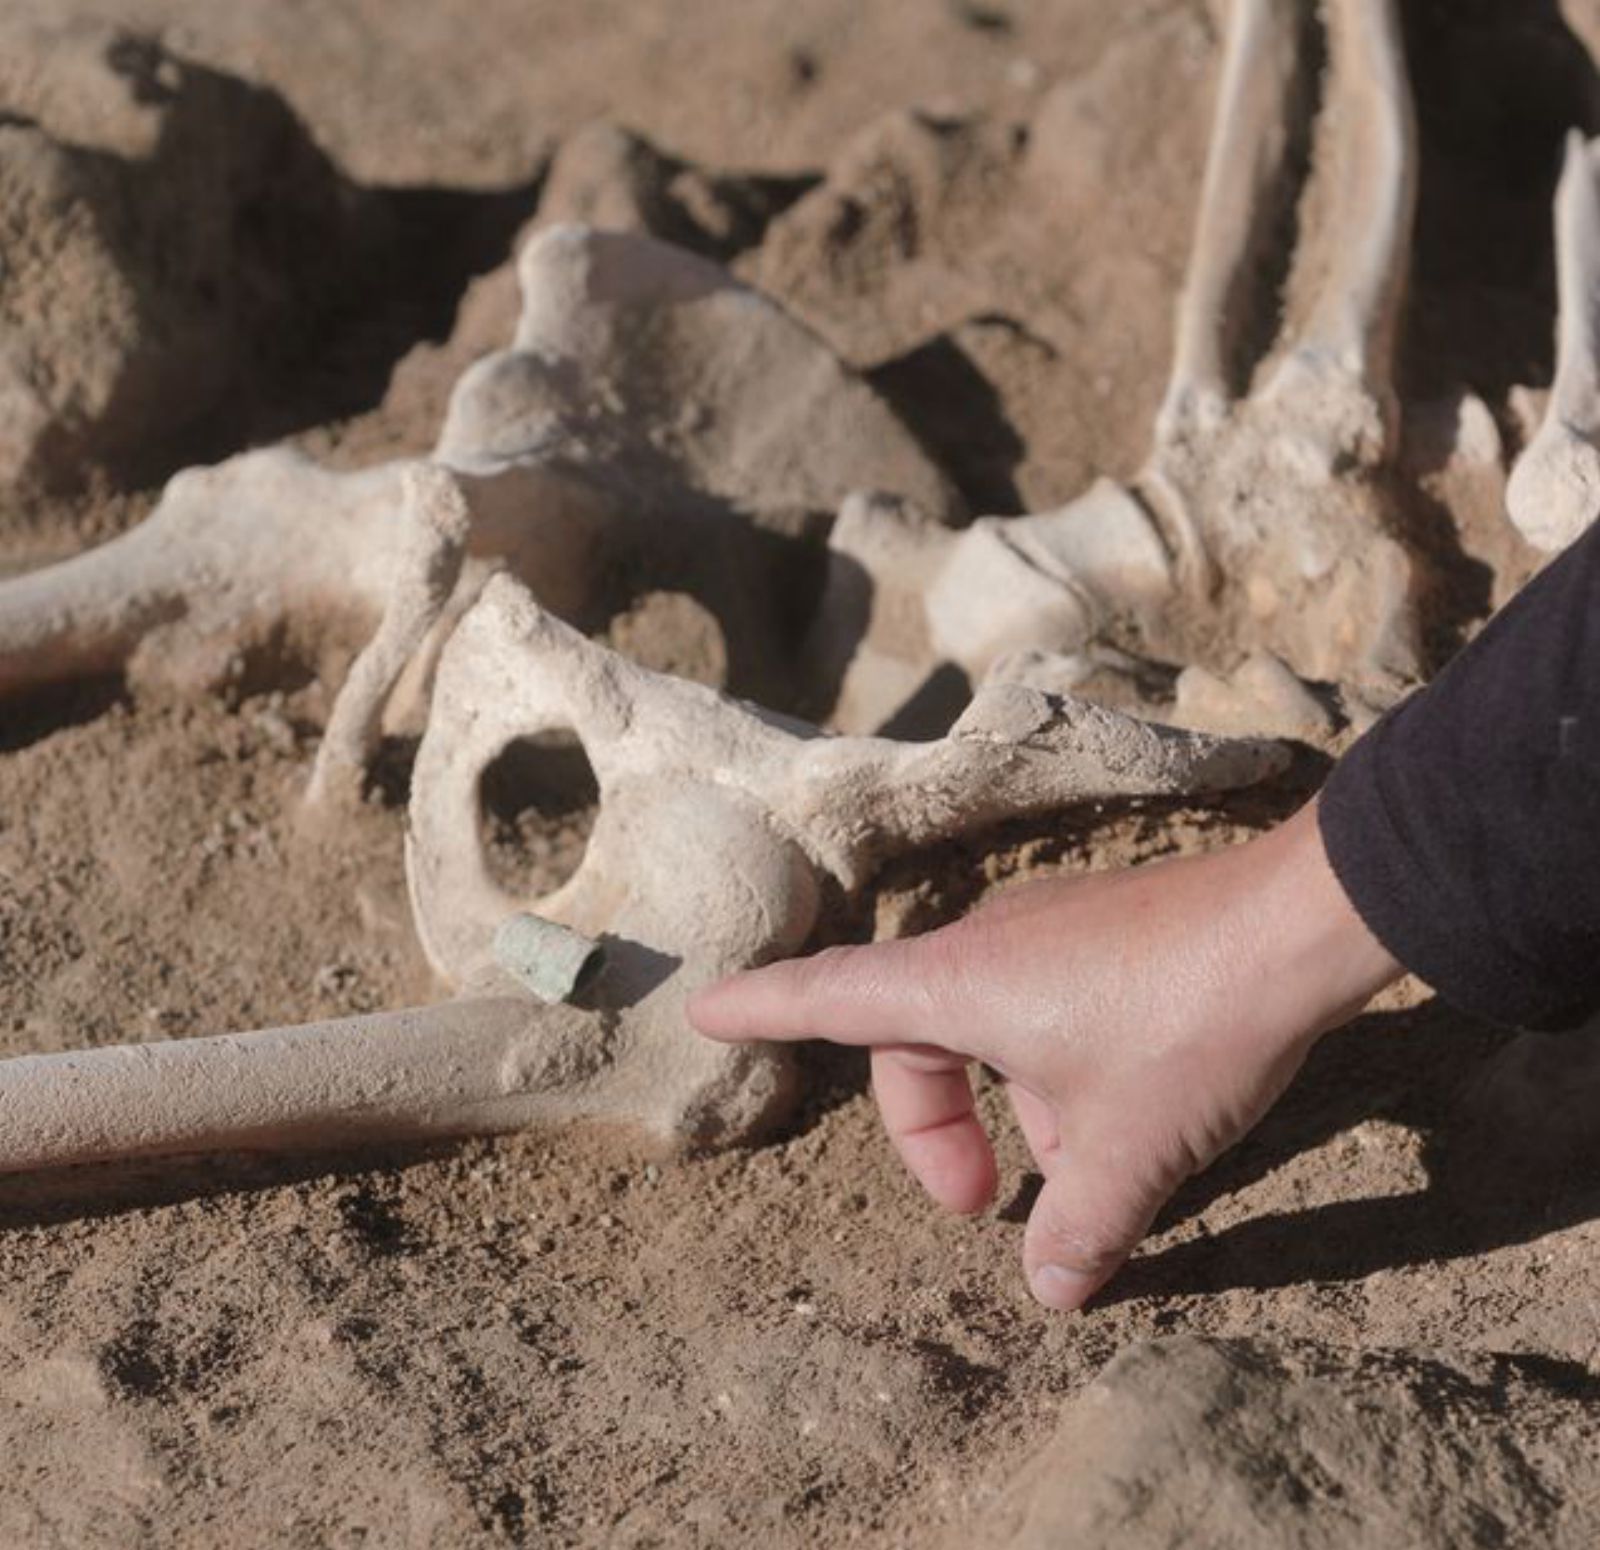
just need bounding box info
[5,1,1600,1544]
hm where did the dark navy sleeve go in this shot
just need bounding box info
[1318,521,1600,1030]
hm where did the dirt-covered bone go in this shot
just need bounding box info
[1506,131,1600,554]
[809,0,1430,737]
[0,224,957,785]
[0,573,1285,1173]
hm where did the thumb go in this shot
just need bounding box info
[1021,1137,1183,1312]
[687,937,944,1049]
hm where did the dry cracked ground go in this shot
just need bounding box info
[5,1,1600,1546]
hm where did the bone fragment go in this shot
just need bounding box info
[0,451,408,701]
[1506,131,1600,552]
[808,0,1427,738]
[382,576,1290,1147]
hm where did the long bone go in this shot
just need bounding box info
[1158,0,1308,443]
[1506,131,1600,554]
[1256,0,1416,460]
[1143,0,1420,689]
[0,574,1287,1174]
[0,225,957,794]
[810,0,1424,737]
[0,999,597,1175]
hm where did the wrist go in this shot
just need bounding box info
[1252,796,1404,1038]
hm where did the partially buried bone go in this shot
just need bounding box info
[1506,131,1600,554]
[399,574,1287,1147]
[0,224,957,793]
[0,1000,598,1174]
[0,576,1287,1171]
[811,0,1428,737]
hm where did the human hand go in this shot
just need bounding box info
[688,799,1401,1311]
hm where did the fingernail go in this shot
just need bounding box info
[1030,1264,1095,1312]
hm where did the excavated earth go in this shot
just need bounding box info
[4,1,1600,1545]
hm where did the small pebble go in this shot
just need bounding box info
[1007,57,1041,89]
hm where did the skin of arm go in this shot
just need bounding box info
[688,797,1401,1311]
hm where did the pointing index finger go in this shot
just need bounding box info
[687,937,954,1051]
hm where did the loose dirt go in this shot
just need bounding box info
[4,2,1600,1545]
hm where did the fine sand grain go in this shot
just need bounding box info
[5,3,1600,1544]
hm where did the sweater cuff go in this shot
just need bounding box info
[1317,716,1590,1031]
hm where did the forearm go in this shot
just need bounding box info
[1244,799,1403,1041]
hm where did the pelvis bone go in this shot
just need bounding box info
[403,571,1287,1146]
[0,224,957,803]
[0,571,1286,1171]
